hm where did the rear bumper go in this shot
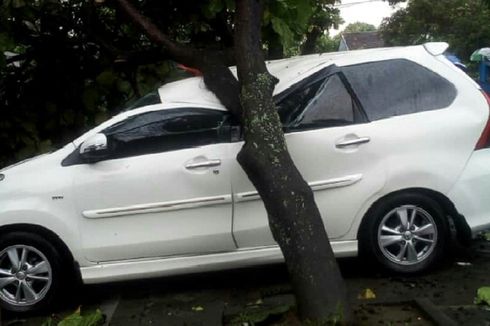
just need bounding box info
[448,149,490,236]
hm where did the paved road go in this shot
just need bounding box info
[3,239,490,325]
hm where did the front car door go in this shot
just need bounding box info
[66,106,236,262]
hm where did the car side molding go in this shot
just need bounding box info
[235,174,363,202]
[82,195,231,219]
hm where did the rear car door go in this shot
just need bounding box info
[67,106,236,262]
[231,67,387,248]
[341,58,464,195]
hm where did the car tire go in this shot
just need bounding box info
[0,231,64,313]
[360,192,449,274]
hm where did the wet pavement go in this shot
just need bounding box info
[2,239,490,325]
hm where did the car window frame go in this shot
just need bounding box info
[340,58,458,121]
[62,107,232,166]
[274,64,369,133]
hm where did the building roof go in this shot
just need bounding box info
[341,31,385,51]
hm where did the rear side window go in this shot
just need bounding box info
[342,59,457,121]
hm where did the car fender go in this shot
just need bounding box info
[342,169,460,241]
[0,203,84,265]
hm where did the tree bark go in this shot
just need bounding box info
[301,26,323,55]
[266,27,284,60]
[114,0,352,323]
[234,0,352,323]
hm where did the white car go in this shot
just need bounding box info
[1,42,489,312]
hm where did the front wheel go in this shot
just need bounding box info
[0,232,63,312]
[360,193,449,274]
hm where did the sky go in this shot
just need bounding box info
[330,0,407,36]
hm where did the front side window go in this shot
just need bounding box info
[102,108,229,159]
[277,73,362,131]
[342,59,457,121]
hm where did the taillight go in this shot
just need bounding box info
[475,91,490,150]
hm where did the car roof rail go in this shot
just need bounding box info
[423,42,449,56]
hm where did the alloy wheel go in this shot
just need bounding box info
[0,245,52,307]
[377,205,438,266]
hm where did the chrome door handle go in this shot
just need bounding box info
[185,159,221,169]
[335,137,371,148]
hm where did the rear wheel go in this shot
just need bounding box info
[360,193,449,274]
[0,232,63,312]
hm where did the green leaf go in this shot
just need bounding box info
[116,80,132,94]
[56,309,104,326]
[19,134,36,146]
[61,109,75,125]
[20,121,37,134]
[2,0,12,9]
[12,0,26,8]
[82,87,99,111]
[0,32,16,52]
[58,311,84,326]
[41,317,56,326]
[224,0,235,11]
[271,16,294,48]
[291,1,314,30]
[263,8,271,24]
[95,112,109,125]
[203,0,224,19]
[38,139,52,153]
[16,143,37,160]
[484,232,490,241]
[96,70,117,87]
[475,287,490,305]
[79,309,104,326]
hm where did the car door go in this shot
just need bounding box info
[69,106,237,262]
[230,68,387,248]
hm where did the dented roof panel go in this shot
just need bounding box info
[156,45,418,107]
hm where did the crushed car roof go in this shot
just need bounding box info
[157,46,408,109]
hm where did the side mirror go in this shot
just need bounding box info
[80,133,109,162]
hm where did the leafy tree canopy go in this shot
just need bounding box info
[0,0,340,167]
[380,0,490,60]
[343,21,377,33]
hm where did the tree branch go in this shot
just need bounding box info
[234,0,269,82]
[115,0,186,58]
[113,0,241,118]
